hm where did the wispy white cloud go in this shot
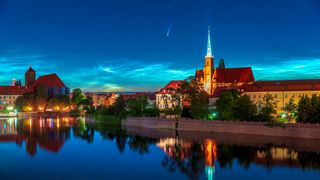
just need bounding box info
[253,58,320,80]
[3,49,320,92]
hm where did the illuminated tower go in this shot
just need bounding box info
[25,66,36,88]
[203,26,214,94]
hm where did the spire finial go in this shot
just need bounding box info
[206,26,213,58]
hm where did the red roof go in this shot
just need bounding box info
[0,86,25,95]
[215,67,255,83]
[32,74,66,88]
[195,67,254,84]
[244,79,320,92]
[158,80,184,94]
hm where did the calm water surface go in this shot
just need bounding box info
[0,116,320,180]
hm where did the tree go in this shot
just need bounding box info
[180,76,209,120]
[216,90,239,120]
[81,96,94,113]
[258,94,277,122]
[297,95,310,123]
[297,94,320,124]
[14,93,35,111]
[71,88,85,107]
[127,95,148,117]
[113,95,126,118]
[283,97,297,123]
[233,95,257,121]
[309,94,320,123]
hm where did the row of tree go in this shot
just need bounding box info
[216,90,320,124]
[15,87,71,112]
[94,94,160,119]
[216,90,276,122]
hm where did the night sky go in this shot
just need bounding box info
[0,0,320,92]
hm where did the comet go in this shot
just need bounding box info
[166,22,173,37]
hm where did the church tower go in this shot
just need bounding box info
[203,26,214,94]
[25,66,36,88]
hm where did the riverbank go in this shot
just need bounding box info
[122,117,320,140]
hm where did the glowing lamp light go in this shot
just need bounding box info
[281,113,287,119]
[6,106,14,111]
[208,112,218,120]
[27,107,33,111]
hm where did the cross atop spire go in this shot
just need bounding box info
[206,26,213,58]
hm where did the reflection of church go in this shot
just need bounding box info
[157,138,217,180]
[0,117,74,156]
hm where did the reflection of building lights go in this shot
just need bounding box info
[47,118,54,128]
[56,117,60,129]
[29,118,32,131]
[205,166,215,180]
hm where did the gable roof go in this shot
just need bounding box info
[158,80,184,94]
[244,79,320,92]
[215,67,255,83]
[32,74,66,88]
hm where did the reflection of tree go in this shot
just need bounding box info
[128,135,158,155]
[297,151,320,169]
[233,146,256,169]
[162,143,205,180]
[73,120,94,143]
[216,144,234,168]
[116,131,127,153]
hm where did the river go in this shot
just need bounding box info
[0,116,319,180]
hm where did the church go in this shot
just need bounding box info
[157,27,320,115]
[195,27,255,96]
[0,66,69,110]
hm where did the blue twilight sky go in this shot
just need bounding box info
[0,0,320,92]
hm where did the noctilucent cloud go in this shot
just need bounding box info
[0,0,320,92]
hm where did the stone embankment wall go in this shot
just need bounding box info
[122,117,320,139]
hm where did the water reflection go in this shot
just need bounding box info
[0,117,74,156]
[1,117,320,179]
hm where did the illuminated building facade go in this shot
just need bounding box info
[0,79,25,110]
[241,80,320,113]
[155,80,184,110]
